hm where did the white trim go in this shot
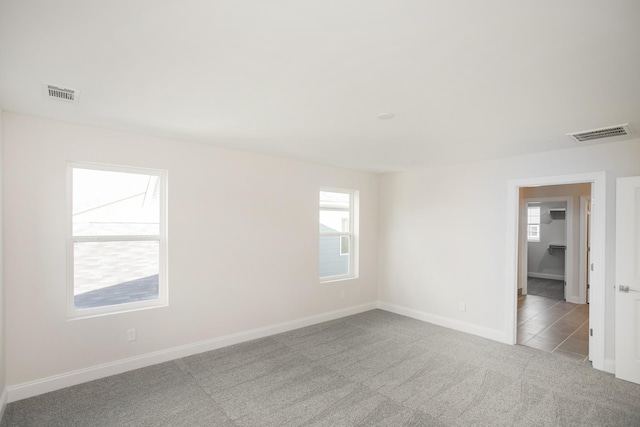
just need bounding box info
[72,235,161,242]
[579,195,591,305]
[565,296,581,304]
[519,198,528,295]
[319,273,356,283]
[339,235,350,256]
[506,172,606,372]
[6,302,377,403]
[527,272,564,281]
[377,301,510,344]
[604,358,615,374]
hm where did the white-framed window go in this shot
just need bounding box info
[68,163,168,318]
[319,188,357,282]
[527,205,541,242]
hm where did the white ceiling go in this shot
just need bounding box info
[1,1,639,172]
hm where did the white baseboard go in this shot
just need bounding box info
[6,302,377,403]
[527,272,564,281]
[566,296,581,304]
[376,301,510,345]
[0,388,7,421]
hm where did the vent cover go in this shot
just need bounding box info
[567,124,631,143]
[43,84,79,103]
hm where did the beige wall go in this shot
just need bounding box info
[4,110,640,396]
[2,113,379,387]
[378,138,640,364]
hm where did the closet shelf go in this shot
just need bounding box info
[547,244,566,255]
[549,208,566,220]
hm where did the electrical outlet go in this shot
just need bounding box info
[127,329,136,342]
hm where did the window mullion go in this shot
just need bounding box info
[72,235,160,242]
[319,232,349,237]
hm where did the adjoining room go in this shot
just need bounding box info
[517,184,592,362]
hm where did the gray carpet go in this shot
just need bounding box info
[527,277,565,300]
[3,310,640,426]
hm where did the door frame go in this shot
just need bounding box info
[519,197,572,300]
[579,195,591,305]
[506,172,606,372]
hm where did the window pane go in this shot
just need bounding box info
[340,235,350,255]
[73,168,160,236]
[73,240,159,309]
[319,235,349,278]
[319,191,350,233]
[320,191,349,207]
[320,209,349,233]
[527,206,540,224]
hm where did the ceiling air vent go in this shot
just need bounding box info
[43,83,79,103]
[567,124,631,143]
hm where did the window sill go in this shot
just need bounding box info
[67,300,168,320]
[319,275,357,284]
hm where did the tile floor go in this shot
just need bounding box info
[527,277,565,300]
[517,293,590,362]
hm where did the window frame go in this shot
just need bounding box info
[339,235,349,256]
[527,205,541,242]
[67,162,168,319]
[319,188,358,283]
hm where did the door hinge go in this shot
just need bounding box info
[590,328,593,337]
[590,263,594,271]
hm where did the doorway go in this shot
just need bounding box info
[506,172,606,372]
[517,192,589,360]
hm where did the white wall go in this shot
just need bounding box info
[378,138,640,360]
[2,113,379,389]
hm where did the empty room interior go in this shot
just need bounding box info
[1,1,640,425]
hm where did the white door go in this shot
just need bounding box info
[615,176,640,384]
